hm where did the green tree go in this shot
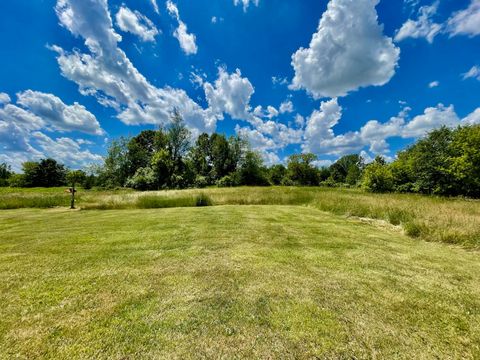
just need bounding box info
[151,149,174,189]
[329,154,363,184]
[362,156,394,193]
[166,110,191,188]
[101,137,130,188]
[391,127,454,195]
[22,159,67,187]
[446,125,480,197]
[238,151,269,186]
[127,130,159,177]
[0,163,12,187]
[268,164,287,185]
[210,133,232,180]
[286,153,319,186]
[191,133,213,181]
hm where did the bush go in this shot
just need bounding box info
[126,167,156,191]
[194,175,209,188]
[404,222,423,238]
[8,174,26,188]
[195,193,213,207]
[362,162,394,193]
[217,175,237,188]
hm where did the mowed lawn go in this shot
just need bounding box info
[0,206,479,359]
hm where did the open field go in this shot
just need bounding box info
[0,205,479,359]
[1,186,479,248]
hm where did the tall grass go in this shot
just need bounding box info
[136,193,213,209]
[0,194,71,209]
[1,186,479,247]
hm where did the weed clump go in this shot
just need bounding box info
[195,193,212,207]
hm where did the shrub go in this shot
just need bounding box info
[194,175,209,189]
[8,174,26,188]
[362,162,394,193]
[126,167,156,191]
[404,222,423,238]
[195,193,212,207]
[217,175,237,188]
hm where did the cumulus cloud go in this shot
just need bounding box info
[303,98,348,154]
[401,104,459,137]
[32,132,103,168]
[166,1,198,55]
[233,0,259,12]
[463,65,480,80]
[52,0,216,135]
[462,108,480,125]
[16,90,104,135]
[0,93,11,105]
[204,68,254,121]
[300,99,480,159]
[290,0,400,98]
[395,2,442,43]
[115,6,159,42]
[279,100,294,114]
[447,0,480,37]
[429,80,440,88]
[0,93,103,170]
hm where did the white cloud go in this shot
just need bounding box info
[272,76,288,86]
[233,0,259,12]
[395,2,442,43]
[0,95,103,170]
[429,80,440,88]
[266,106,279,119]
[204,68,254,121]
[32,132,103,168]
[0,93,11,105]
[16,90,104,135]
[463,65,480,80]
[404,0,421,11]
[173,22,198,55]
[52,0,216,135]
[166,1,198,55]
[189,71,205,88]
[115,6,159,42]
[462,108,480,125]
[300,100,480,159]
[290,0,400,98]
[303,98,344,153]
[447,0,480,37]
[402,104,459,137]
[0,103,45,132]
[279,100,294,114]
[295,114,305,127]
[151,0,159,14]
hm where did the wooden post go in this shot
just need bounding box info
[70,182,75,209]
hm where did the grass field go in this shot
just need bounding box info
[0,204,479,359]
[1,186,479,247]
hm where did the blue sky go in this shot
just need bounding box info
[0,0,479,170]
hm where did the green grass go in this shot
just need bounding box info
[0,206,479,358]
[1,186,479,247]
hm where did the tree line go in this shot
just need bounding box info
[1,111,479,198]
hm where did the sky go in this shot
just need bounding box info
[0,0,479,171]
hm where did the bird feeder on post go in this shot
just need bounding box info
[69,186,77,209]
[66,170,85,210]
